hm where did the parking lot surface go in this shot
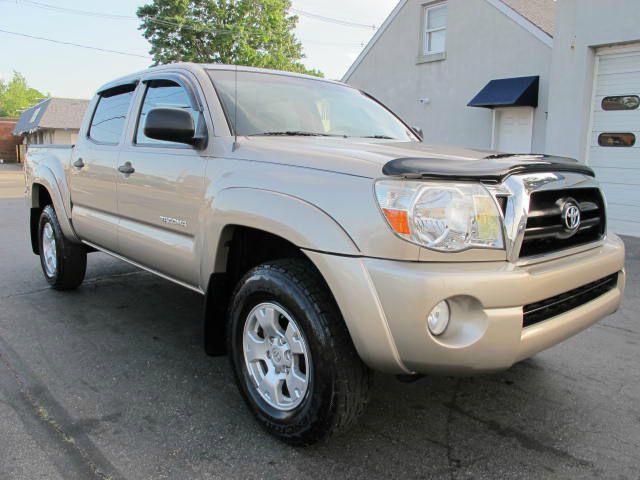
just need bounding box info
[1,164,639,479]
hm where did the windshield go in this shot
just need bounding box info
[208,70,417,141]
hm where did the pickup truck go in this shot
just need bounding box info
[24,63,625,445]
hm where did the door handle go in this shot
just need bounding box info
[73,158,85,169]
[118,162,135,175]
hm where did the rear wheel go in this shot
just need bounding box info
[227,259,370,445]
[38,205,86,290]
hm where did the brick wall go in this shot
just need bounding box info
[0,118,22,163]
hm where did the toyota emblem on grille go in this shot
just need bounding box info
[562,201,581,232]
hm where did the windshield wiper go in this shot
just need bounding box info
[252,131,342,137]
[359,135,395,139]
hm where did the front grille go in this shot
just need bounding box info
[523,273,618,328]
[519,188,606,258]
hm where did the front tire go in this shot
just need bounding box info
[227,259,370,445]
[38,205,86,290]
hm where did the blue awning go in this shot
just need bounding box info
[467,76,539,109]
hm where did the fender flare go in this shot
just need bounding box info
[200,187,361,357]
[200,187,360,285]
[30,165,80,243]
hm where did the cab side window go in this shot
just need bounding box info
[135,80,202,146]
[89,85,136,144]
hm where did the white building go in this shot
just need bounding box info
[344,0,640,236]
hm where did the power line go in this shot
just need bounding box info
[0,0,231,34]
[0,28,151,59]
[0,0,372,59]
[15,0,133,19]
[291,7,377,30]
[302,39,367,47]
[0,27,366,60]
[3,0,377,33]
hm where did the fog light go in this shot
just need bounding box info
[427,301,450,336]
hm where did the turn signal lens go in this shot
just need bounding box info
[382,208,410,234]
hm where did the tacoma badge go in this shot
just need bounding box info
[160,216,187,228]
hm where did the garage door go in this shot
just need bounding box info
[589,44,640,237]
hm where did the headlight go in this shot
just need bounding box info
[375,180,504,252]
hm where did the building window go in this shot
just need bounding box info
[424,3,447,55]
[598,132,636,147]
[601,95,640,111]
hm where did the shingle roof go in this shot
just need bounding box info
[13,97,89,135]
[500,0,555,36]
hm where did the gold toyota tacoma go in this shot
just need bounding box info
[24,63,625,445]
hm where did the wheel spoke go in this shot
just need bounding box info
[244,332,269,363]
[257,371,284,405]
[285,369,308,401]
[254,306,282,338]
[285,322,305,354]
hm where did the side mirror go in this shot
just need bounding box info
[144,107,203,147]
[412,126,424,141]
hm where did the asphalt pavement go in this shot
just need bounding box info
[0,163,638,479]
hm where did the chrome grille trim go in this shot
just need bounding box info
[487,172,604,264]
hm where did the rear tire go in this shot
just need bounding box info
[38,205,86,290]
[227,258,370,445]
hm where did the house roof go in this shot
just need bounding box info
[13,97,89,135]
[342,0,555,82]
[499,0,555,36]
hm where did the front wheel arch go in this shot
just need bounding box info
[203,226,340,357]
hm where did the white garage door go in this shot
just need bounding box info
[589,44,640,237]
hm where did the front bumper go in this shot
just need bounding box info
[306,234,625,375]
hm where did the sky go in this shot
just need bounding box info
[0,0,397,99]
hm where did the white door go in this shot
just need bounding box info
[588,44,640,237]
[493,107,533,153]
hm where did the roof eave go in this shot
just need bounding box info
[484,0,553,47]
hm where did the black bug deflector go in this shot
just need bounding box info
[382,154,595,184]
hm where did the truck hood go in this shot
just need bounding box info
[238,137,593,182]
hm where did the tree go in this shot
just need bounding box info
[137,0,322,76]
[0,72,47,117]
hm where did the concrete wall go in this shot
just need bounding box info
[345,0,552,151]
[546,0,640,160]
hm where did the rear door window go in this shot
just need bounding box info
[89,85,136,144]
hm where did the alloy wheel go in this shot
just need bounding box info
[242,302,311,411]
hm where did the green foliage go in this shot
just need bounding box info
[137,0,322,77]
[0,72,47,118]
